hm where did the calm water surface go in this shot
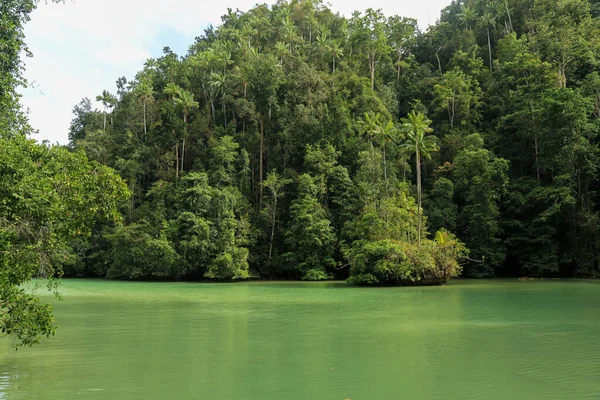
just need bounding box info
[1,279,600,399]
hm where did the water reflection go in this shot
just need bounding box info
[1,280,600,399]
[0,371,9,400]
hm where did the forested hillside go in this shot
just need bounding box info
[67,0,600,281]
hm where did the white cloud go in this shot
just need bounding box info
[20,0,448,144]
[329,0,448,27]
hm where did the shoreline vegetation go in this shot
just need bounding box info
[25,276,600,289]
[2,0,600,346]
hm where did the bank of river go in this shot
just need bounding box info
[1,279,600,399]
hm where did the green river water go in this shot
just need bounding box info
[1,279,600,399]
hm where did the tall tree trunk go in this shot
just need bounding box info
[130,181,134,219]
[181,113,187,173]
[383,143,388,195]
[487,27,493,72]
[370,53,375,91]
[175,142,179,178]
[435,47,443,76]
[534,137,540,183]
[530,100,540,183]
[143,100,147,137]
[593,90,600,120]
[450,93,455,128]
[269,197,277,260]
[252,161,256,203]
[505,1,513,32]
[416,146,422,247]
[259,118,264,209]
[333,56,335,73]
[181,138,185,173]
[103,112,107,131]
[559,57,567,88]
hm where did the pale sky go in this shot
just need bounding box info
[20,0,449,144]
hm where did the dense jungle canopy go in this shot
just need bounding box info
[66,0,600,281]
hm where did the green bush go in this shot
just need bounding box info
[204,247,251,280]
[302,269,333,281]
[105,222,181,279]
[346,230,466,286]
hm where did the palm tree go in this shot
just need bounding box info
[249,46,259,58]
[174,89,199,173]
[374,119,399,185]
[191,49,218,122]
[107,94,117,128]
[503,0,513,33]
[358,113,399,191]
[234,63,253,100]
[357,111,381,147]
[281,16,298,53]
[218,26,239,43]
[210,72,228,126]
[95,90,116,131]
[163,82,180,99]
[163,83,182,177]
[274,41,289,65]
[304,14,317,44]
[401,110,439,246]
[328,40,343,73]
[241,23,257,48]
[315,31,329,64]
[214,47,233,76]
[232,63,253,134]
[252,15,270,44]
[481,12,496,72]
[262,170,291,260]
[398,146,411,182]
[457,5,478,31]
[136,81,153,138]
[143,58,158,70]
